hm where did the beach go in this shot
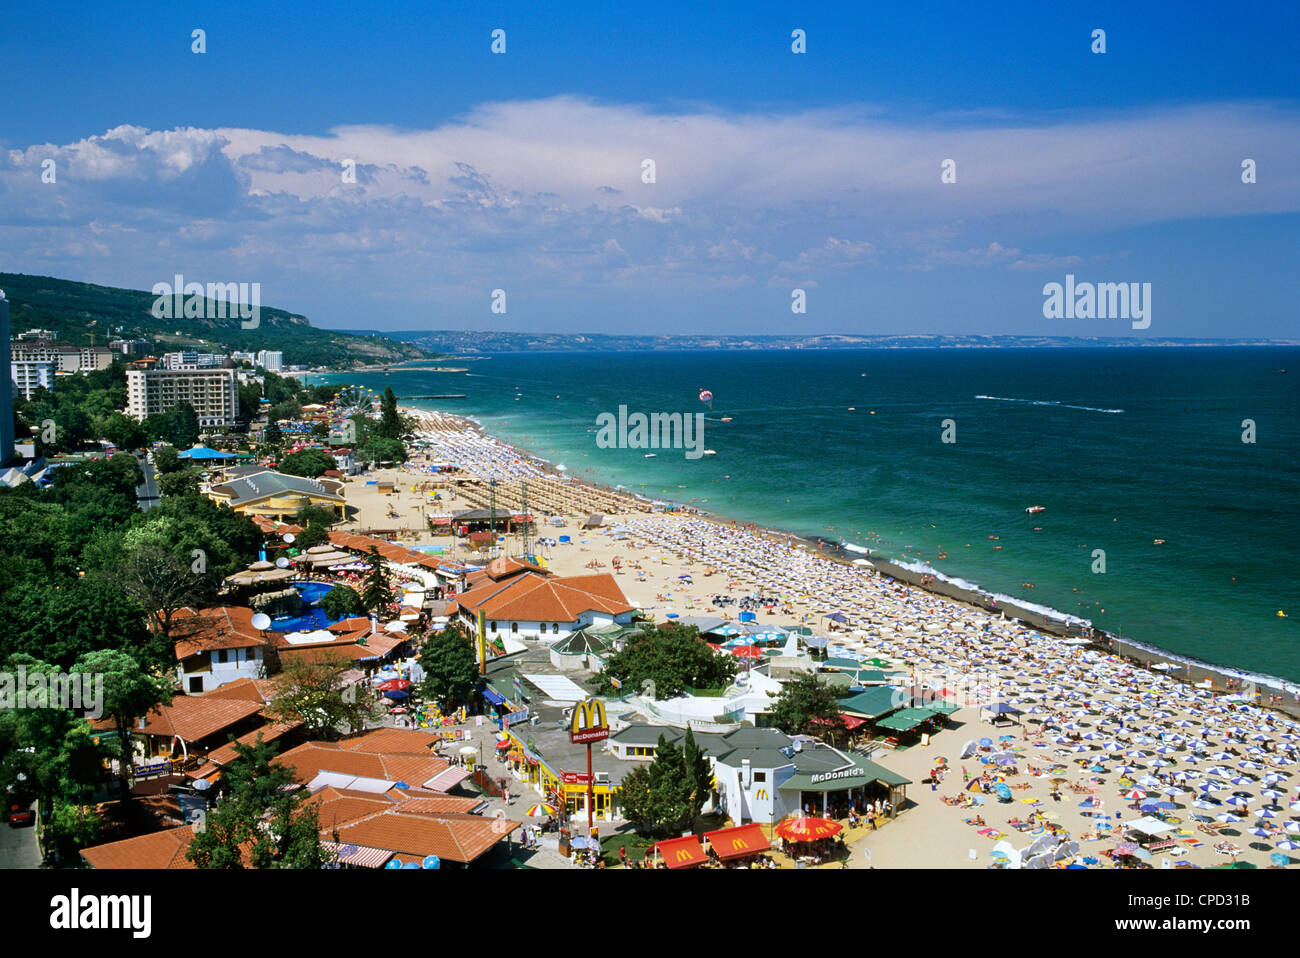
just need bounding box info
[331,405,1300,870]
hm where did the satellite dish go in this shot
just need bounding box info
[275,557,290,569]
[282,533,296,544]
[251,613,272,631]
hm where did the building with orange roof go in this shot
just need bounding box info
[454,561,637,643]
[172,606,275,694]
[80,825,199,869]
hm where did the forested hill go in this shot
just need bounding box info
[0,272,429,368]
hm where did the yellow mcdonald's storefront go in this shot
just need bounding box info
[499,728,619,823]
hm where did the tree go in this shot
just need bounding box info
[360,546,394,612]
[158,468,200,499]
[766,673,847,739]
[681,727,712,820]
[294,504,336,550]
[592,624,738,698]
[264,652,375,738]
[102,412,147,452]
[279,448,336,478]
[618,735,695,838]
[145,402,200,449]
[378,386,402,440]
[71,649,173,801]
[152,444,180,473]
[186,736,333,869]
[418,622,480,710]
[320,585,363,621]
[356,436,405,465]
[116,528,216,649]
[0,658,114,861]
[264,420,283,447]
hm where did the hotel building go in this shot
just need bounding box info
[126,367,239,428]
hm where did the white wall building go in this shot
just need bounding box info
[11,360,56,399]
[126,367,239,428]
[256,350,284,372]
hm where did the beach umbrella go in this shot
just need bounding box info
[422,855,441,869]
[1269,852,1290,867]
[775,816,842,842]
[1216,813,1242,823]
[525,803,556,818]
[1287,822,1300,835]
[1249,827,1272,838]
[1226,795,1252,807]
[1276,840,1300,851]
[1258,807,1279,819]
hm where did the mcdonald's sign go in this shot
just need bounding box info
[755,788,768,800]
[569,697,609,744]
[674,848,696,863]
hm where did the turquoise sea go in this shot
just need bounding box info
[312,348,1300,682]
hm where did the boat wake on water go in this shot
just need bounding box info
[975,395,1124,414]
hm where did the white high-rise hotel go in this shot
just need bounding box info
[126,368,239,428]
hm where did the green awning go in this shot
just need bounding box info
[893,707,939,723]
[779,755,912,792]
[837,686,903,720]
[929,704,961,715]
[875,714,922,732]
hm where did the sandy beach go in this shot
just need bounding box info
[331,406,1300,871]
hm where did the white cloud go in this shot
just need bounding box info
[1,98,1296,326]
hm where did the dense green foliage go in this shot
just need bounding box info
[592,624,738,698]
[2,271,428,369]
[16,363,129,456]
[264,652,376,738]
[360,546,394,612]
[617,732,712,839]
[278,448,337,477]
[417,622,480,709]
[765,673,847,738]
[185,737,332,869]
[320,585,364,620]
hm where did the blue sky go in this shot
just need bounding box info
[2,0,1297,337]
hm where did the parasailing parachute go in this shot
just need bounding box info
[699,390,713,407]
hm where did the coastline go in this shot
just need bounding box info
[376,395,1300,711]
[343,376,1300,712]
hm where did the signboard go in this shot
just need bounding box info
[569,697,609,744]
[132,761,171,777]
[809,766,864,785]
[610,676,622,690]
[504,708,530,727]
[561,772,593,785]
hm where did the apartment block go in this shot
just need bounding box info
[126,368,239,428]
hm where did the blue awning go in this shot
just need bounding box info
[480,685,508,707]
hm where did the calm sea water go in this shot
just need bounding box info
[314,348,1300,681]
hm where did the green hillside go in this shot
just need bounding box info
[0,272,430,368]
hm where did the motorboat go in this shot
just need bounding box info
[1026,506,1046,514]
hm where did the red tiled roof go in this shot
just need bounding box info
[338,728,440,755]
[201,677,280,706]
[93,696,263,745]
[188,721,303,780]
[173,606,267,659]
[81,825,198,869]
[276,742,449,787]
[328,532,440,571]
[331,812,518,864]
[456,572,634,623]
